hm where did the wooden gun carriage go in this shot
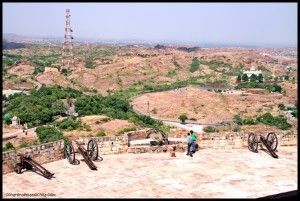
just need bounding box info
[14,153,55,179]
[248,132,279,158]
[64,139,99,170]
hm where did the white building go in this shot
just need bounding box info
[11,116,20,127]
[243,66,262,77]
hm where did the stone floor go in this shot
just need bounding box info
[3,146,297,198]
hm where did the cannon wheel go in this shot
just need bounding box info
[87,139,98,161]
[266,132,278,152]
[65,142,75,164]
[15,163,22,174]
[146,128,168,145]
[248,133,258,152]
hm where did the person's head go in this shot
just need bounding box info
[190,130,193,134]
[187,133,190,136]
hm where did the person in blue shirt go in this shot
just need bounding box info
[186,132,193,156]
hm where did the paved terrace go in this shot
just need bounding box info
[3,146,297,198]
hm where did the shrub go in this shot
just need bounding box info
[3,142,15,152]
[236,82,282,93]
[204,126,216,133]
[242,74,249,82]
[242,118,257,125]
[117,127,137,135]
[61,68,70,76]
[233,115,243,125]
[167,69,177,77]
[236,74,242,82]
[179,114,188,124]
[278,103,286,111]
[54,117,82,131]
[19,140,31,148]
[257,112,291,130]
[96,130,106,137]
[232,126,241,132]
[85,57,96,69]
[190,57,200,73]
[36,126,64,143]
[291,110,297,118]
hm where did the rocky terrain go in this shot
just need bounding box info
[3,45,297,93]
[2,44,298,140]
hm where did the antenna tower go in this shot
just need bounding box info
[61,9,74,72]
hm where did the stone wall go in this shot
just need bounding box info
[78,136,128,155]
[78,131,297,155]
[126,129,149,143]
[2,140,64,174]
[169,131,297,149]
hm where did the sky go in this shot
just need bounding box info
[2,3,298,46]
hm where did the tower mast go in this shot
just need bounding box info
[61,8,74,73]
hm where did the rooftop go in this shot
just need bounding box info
[3,146,297,198]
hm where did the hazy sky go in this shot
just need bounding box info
[3,3,297,46]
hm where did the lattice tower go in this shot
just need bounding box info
[61,9,74,72]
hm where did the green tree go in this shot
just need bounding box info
[179,114,188,124]
[272,84,282,93]
[242,74,249,82]
[236,74,242,82]
[36,126,64,143]
[3,113,13,124]
[257,74,264,83]
[250,74,257,82]
[189,57,200,73]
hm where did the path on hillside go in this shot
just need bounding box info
[3,127,37,140]
[131,104,233,133]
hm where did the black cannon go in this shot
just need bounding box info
[14,153,55,179]
[248,132,279,158]
[64,139,98,170]
[146,128,169,146]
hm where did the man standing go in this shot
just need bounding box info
[190,130,197,157]
[186,132,192,156]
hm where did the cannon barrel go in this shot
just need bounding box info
[75,141,97,170]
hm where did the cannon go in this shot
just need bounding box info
[14,153,54,179]
[64,139,98,170]
[248,132,278,158]
[146,128,169,146]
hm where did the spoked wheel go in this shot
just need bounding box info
[248,133,258,152]
[15,163,22,174]
[87,139,98,161]
[146,128,168,145]
[266,132,278,152]
[65,142,75,164]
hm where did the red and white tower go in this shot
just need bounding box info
[61,9,74,72]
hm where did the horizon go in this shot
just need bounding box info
[3,3,297,47]
[3,32,297,48]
